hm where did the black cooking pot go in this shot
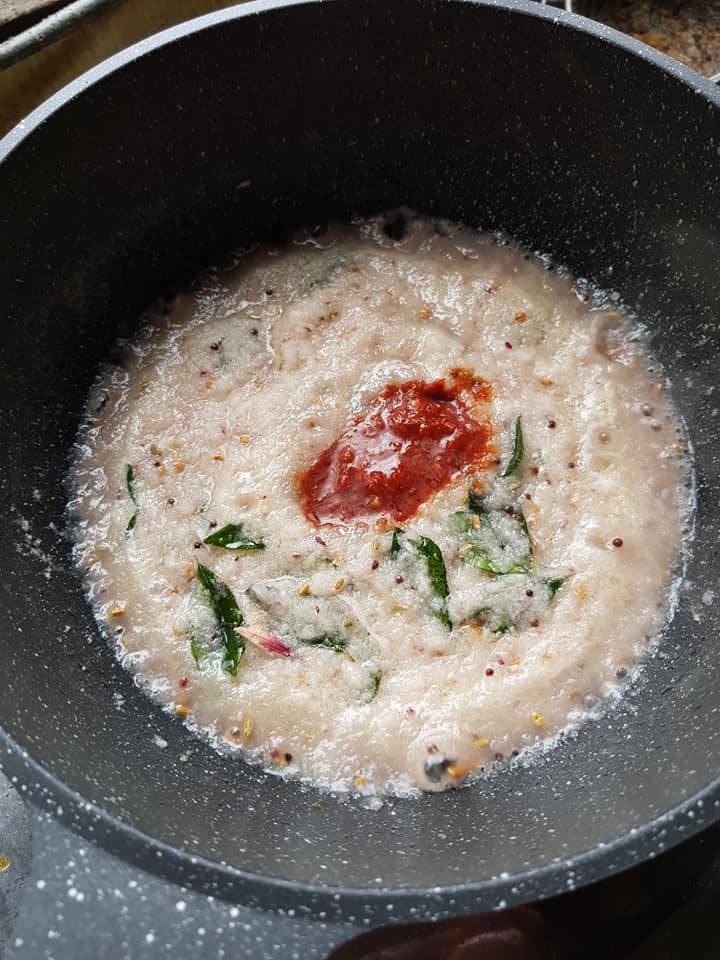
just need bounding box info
[1,0,720,926]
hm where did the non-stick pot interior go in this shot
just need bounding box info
[1,0,720,916]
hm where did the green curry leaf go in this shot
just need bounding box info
[390,528,404,559]
[125,464,138,533]
[126,464,137,503]
[190,636,206,667]
[300,634,348,654]
[203,523,264,551]
[415,536,452,630]
[546,577,565,599]
[464,546,529,576]
[502,416,524,477]
[196,562,244,675]
[361,669,382,704]
[468,488,487,516]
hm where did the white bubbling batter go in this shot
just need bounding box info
[68,214,689,795]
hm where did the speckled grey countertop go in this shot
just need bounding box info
[0,773,359,960]
[5,770,720,959]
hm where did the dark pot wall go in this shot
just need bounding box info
[1,0,719,922]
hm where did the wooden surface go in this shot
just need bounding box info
[0,0,64,28]
[0,0,242,134]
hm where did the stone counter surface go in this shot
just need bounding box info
[578,0,720,78]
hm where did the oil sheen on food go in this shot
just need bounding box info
[69,215,689,795]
